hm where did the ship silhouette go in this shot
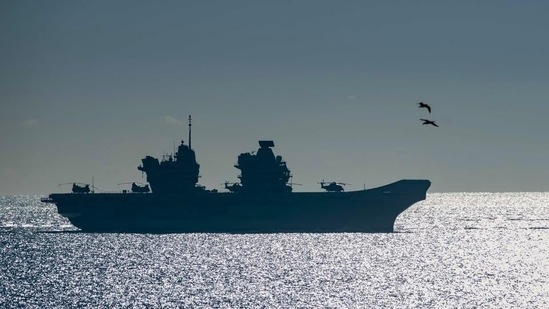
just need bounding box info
[42,116,430,233]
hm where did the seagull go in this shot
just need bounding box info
[420,119,439,127]
[418,102,431,113]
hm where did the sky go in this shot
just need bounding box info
[1,1,549,194]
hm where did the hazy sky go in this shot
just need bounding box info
[2,1,549,194]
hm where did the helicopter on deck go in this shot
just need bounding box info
[132,182,150,193]
[118,182,151,193]
[223,181,243,193]
[72,183,90,193]
[58,182,91,193]
[59,180,104,193]
[318,180,349,192]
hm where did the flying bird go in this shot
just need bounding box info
[418,102,431,113]
[420,119,439,127]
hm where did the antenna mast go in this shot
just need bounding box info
[188,115,192,150]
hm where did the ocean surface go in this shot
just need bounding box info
[1,193,548,308]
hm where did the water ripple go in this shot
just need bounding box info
[1,194,548,308]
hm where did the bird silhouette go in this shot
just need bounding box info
[418,102,431,113]
[420,119,439,127]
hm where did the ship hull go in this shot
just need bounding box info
[43,179,430,233]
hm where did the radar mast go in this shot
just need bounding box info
[188,115,192,150]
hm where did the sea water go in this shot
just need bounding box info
[0,193,548,308]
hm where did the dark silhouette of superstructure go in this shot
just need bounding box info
[235,140,292,194]
[138,140,200,193]
[137,120,292,195]
[138,116,200,194]
[42,115,431,233]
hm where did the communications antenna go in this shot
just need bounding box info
[188,115,192,150]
